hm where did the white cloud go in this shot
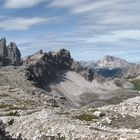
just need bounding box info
[49,0,86,8]
[0,17,48,30]
[4,0,45,8]
[49,0,118,13]
[49,0,140,35]
[71,1,115,14]
[16,34,140,62]
[74,30,140,43]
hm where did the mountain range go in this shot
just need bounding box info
[0,38,140,139]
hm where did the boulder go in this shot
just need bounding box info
[0,119,23,140]
[93,111,105,117]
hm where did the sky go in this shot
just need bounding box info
[0,0,140,62]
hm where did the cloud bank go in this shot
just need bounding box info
[0,17,48,30]
[4,0,45,8]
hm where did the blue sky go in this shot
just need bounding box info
[0,0,140,62]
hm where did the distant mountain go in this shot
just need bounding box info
[96,55,129,68]
[73,56,140,82]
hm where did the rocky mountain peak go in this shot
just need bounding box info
[97,55,129,68]
[25,48,73,85]
[0,37,7,57]
[0,37,21,66]
[0,37,6,44]
[7,42,21,66]
[103,55,117,61]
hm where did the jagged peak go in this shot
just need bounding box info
[97,55,129,68]
[8,42,17,46]
[0,37,6,42]
[0,37,6,45]
[102,55,126,62]
[0,37,21,66]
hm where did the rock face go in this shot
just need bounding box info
[7,42,21,66]
[123,64,140,78]
[24,49,73,85]
[0,38,21,66]
[0,38,8,66]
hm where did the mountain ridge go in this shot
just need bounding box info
[0,37,140,84]
[0,38,140,139]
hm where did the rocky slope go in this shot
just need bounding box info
[0,38,140,140]
[24,49,73,86]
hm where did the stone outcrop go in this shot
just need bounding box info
[0,38,8,66]
[0,119,23,140]
[0,38,21,66]
[24,49,73,85]
[7,42,21,66]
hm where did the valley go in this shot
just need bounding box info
[0,38,140,140]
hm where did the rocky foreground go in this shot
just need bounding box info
[0,38,140,140]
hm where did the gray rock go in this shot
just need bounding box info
[0,38,8,66]
[93,111,106,117]
[24,49,73,85]
[0,38,7,57]
[46,98,59,107]
[7,42,21,66]
[97,55,129,68]
[0,38,21,66]
[0,119,23,140]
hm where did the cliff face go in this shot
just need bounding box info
[0,38,21,66]
[24,49,74,85]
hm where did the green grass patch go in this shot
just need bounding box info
[23,100,36,106]
[131,80,140,90]
[8,118,14,126]
[0,94,9,97]
[75,114,98,121]
[58,137,66,140]
[7,111,20,117]
[56,112,70,115]
[5,106,27,111]
[0,103,26,111]
[0,104,13,109]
